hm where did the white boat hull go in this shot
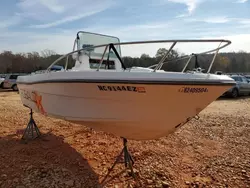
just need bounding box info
[15,33,235,140]
[18,79,233,140]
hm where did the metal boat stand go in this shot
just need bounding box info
[21,109,41,142]
[100,137,137,185]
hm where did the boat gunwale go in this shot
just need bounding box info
[17,78,236,86]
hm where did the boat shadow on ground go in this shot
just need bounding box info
[0,88,16,92]
[0,131,101,188]
[217,95,250,101]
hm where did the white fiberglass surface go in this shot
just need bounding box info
[16,70,234,84]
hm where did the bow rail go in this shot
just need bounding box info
[47,39,231,74]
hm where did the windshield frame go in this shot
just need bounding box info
[76,31,122,57]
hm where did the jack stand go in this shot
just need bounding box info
[21,109,41,142]
[101,137,137,185]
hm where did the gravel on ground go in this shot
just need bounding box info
[0,91,249,188]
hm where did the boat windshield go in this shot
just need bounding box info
[76,31,122,58]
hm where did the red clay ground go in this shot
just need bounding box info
[0,91,249,188]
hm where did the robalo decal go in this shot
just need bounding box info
[97,85,146,93]
[19,89,47,115]
[178,87,208,93]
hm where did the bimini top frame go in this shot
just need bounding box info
[47,38,231,74]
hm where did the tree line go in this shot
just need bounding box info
[0,48,250,74]
[123,48,250,73]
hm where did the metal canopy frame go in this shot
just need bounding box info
[47,38,231,74]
